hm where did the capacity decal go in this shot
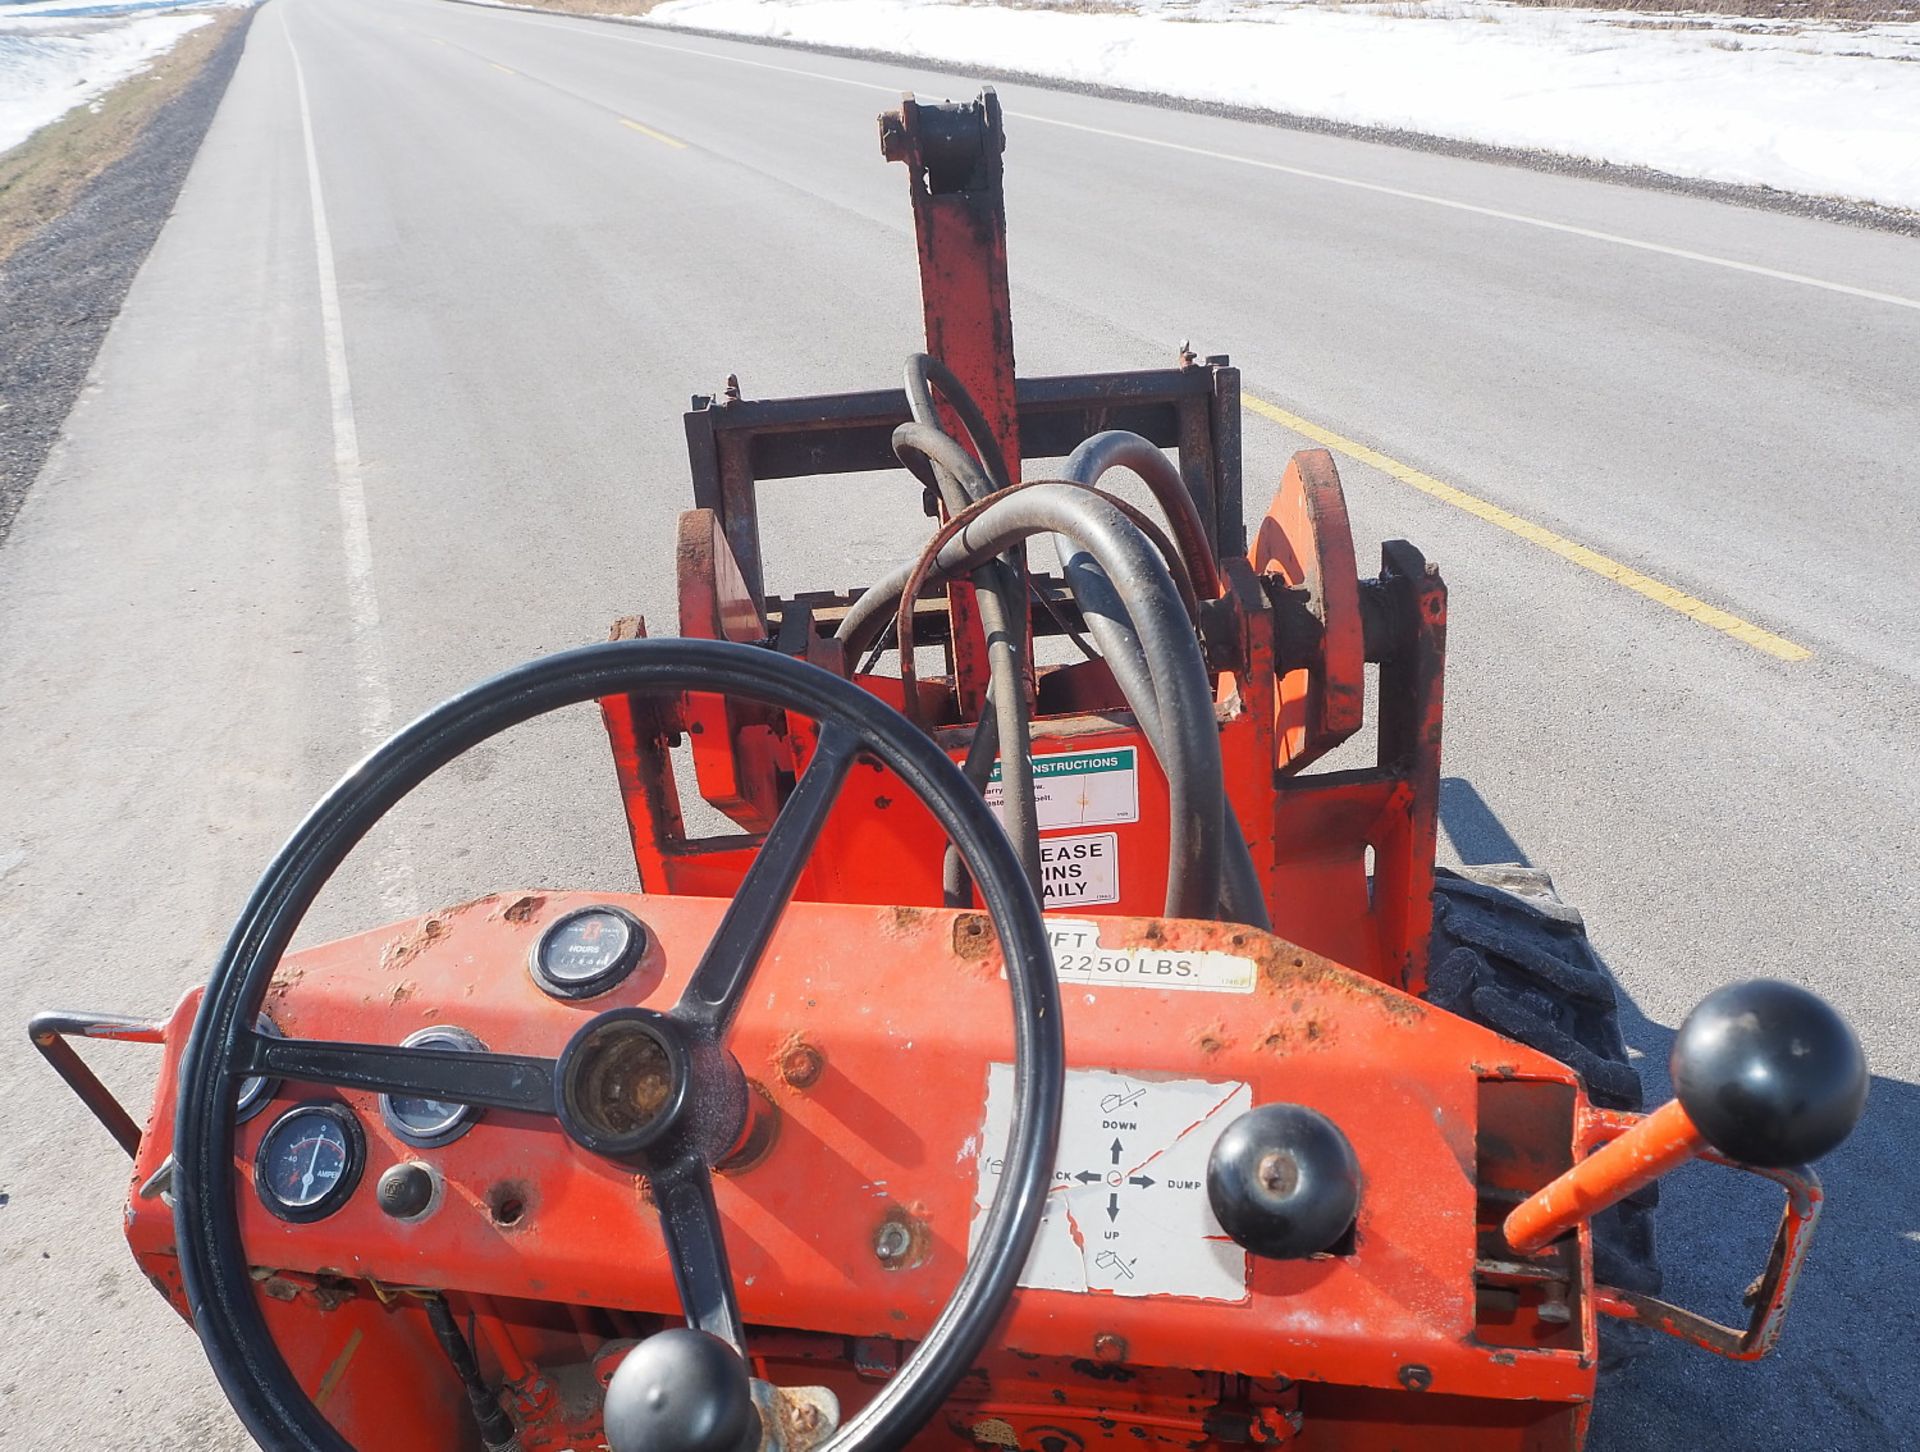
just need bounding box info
[1046,918,1258,994]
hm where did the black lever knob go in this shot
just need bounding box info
[603,1328,760,1452]
[1207,1103,1359,1259]
[1672,979,1867,1168]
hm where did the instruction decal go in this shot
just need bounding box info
[1038,833,1119,908]
[971,1065,1251,1300]
[985,747,1139,831]
[1046,918,1259,995]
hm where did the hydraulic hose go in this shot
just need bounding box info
[1062,435,1267,929]
[905,353,1012,494]
[838,482,1225,920]
[1063,431,1222,600]
[894,371,1040,900]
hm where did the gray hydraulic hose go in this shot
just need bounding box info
[891,417,1040,899]
[837,485,1224,919]
[1057,548,1266,929]
[906,353,1013,494]
[1061,439,1268,929]
[1063,431,1222,599]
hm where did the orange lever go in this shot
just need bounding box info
[1504,978,1867,1259]
[1504,1098,1703,1253]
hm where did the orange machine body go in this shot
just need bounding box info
[122,891,1600,1450]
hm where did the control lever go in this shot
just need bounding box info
[1505,979,1866,1254]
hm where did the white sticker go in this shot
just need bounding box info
[1046,918,1259,995]
[985,747,1139,831]
[1038,833,1118,908]
[971,1065,1250,1301]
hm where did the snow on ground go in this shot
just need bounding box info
[647,0,1920,211]
[0,0,239,158]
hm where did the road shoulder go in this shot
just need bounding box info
[0,6,257,546]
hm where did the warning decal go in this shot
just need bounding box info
[1038,833,1118,908]
[984,747,1139,831]
[1046,918,1259,995]
[970,1065,1251,1301]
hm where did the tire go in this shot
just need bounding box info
[1426,863,1663,1358]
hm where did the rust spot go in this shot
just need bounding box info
[880,904,930,937]
[486,1182,532,1229]
[266,966,306,1007]
[1244,934,1423,1022]
[872,1203,934,1270]
[774,1034,825,1089]
[387,980,416,1006]
[381,917,452,973]
[496,894,546,925]
[1489,1351,1517,1366]
[1191,1021,1229,1056]
[951,913,997,961]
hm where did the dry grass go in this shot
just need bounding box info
[0,8,246,267]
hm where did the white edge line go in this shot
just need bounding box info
[424,0,1920,314]
[1002,110,1920,314]
[287,16,420,916]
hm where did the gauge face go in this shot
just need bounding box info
[234,1014,281,1124]
[381,1026,485,1147]
[530,905,647,1000]
[255,1104,364,1223]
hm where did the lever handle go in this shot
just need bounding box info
[1505,979,1866,1254]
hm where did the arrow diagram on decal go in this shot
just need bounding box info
[1109,1138,1123,1165]
[1127,1174,1155,1188]
[1075,1170,1101,1184]
[1106,1193,1120,1222]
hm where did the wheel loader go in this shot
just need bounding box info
[31,89,1868,1452]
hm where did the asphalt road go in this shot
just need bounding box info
[2,0,1917,1445]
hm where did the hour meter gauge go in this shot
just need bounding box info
[254,1103,365,1223]
[529,905,648,1000]
[380,1025,486,1147]
[234,1013,281,1124]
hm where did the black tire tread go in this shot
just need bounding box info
[1427,864,1662,1306]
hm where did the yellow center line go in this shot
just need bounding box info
[1241,392,1813,663]
[491,62,516,75]
[620,116,687,149]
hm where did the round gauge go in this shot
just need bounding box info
[234,1013,281,1124]
[529,905,648,1000]
[254,1103,365,1223]
[381,1026,486,1148]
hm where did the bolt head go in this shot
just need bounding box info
[780,1043,825,1089]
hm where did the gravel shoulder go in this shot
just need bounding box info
[0,6,256,547]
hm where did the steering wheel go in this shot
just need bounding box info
[172,638,1065,1452]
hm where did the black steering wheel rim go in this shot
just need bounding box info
[173,637,1064,1451]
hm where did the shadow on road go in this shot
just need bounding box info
[1440,777,1918,1452]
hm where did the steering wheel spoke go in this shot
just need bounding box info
[675,719,861,1036]
[650,1156,745,1351]
[244,1032,558,1116]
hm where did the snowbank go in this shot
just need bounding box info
[0,2,226,158]
[646,0,1920,212]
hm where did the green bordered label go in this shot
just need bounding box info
[984,746,1139,831]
